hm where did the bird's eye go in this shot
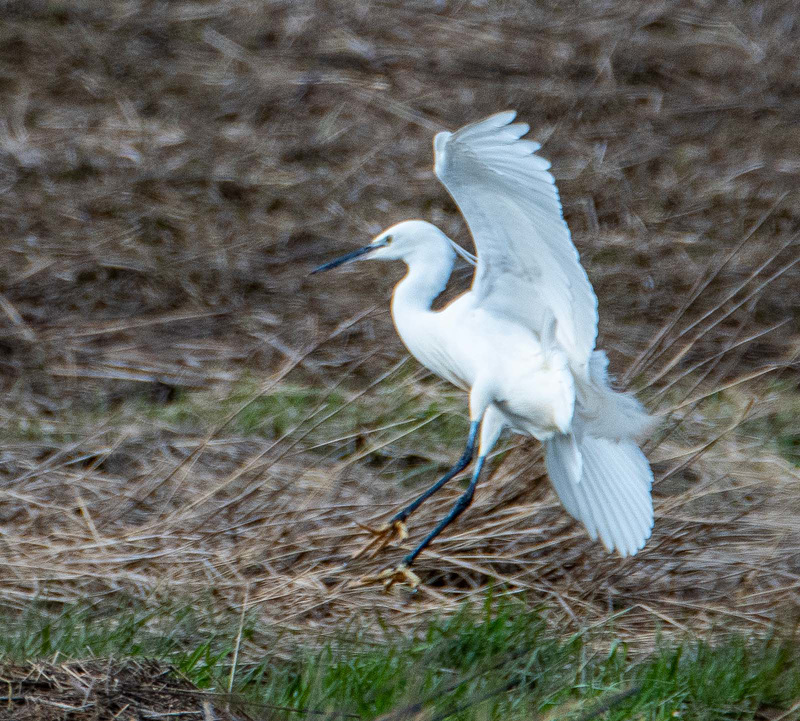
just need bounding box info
[384,235,393,245]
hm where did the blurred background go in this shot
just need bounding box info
[1,0,799,642]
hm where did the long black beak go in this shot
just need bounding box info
[310,241,384,275]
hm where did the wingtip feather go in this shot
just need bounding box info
[489,109,517,125]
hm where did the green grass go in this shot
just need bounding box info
[652,379,800,468]
[706,381,800,467]
[2,597,799,720]
[1,375,471,462]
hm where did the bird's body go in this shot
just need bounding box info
[389,230,576,441]
[313,111,655,584]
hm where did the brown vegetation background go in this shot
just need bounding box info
[1,0,799,644]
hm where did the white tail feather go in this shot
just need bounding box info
[575,351,656,441]
[549,432,583,484]
[545,434,654,557]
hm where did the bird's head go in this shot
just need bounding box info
[311,220,451,274]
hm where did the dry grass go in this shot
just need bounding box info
[0,659,249,721]
[0,0,799,649]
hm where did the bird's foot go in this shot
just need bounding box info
[354,562,421,591]
[351,519,408,560]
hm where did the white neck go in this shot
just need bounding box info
[390,241,456,320]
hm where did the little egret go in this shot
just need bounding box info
[313,111,654,589]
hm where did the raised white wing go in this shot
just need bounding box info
[434,111,598,378]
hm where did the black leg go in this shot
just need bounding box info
[402,454,487,566]
[389,420,479,524]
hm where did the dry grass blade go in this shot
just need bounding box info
[669,365,791,413]
[622,192,790,384]
[649,319,791,405]
[0,660,253,721]
[646,239,799,387]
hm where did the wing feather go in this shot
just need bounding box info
[434,111,598,377]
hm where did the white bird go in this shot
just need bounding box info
[313,111,655,589]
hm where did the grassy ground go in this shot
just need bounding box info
[3,600,800,720]
[1,0,799,716]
